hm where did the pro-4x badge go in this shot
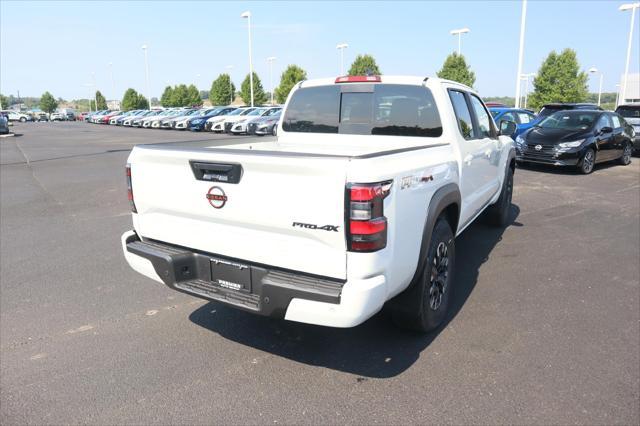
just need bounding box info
[292,222,339,232]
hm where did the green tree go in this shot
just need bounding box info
[137,94,149,109]
[528,49,588,111]
[39,91,58,114]
[274,65,307,104]
[436,53,476,87]
[240,72,267,105]
[0,93,8,109]
[160,86,174,107]
[210,74,235,105]
[122,88,141,111]
[186,84,202,106]
[95,90,107,110]
[348,54,382,76]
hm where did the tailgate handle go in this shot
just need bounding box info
[190,161,243,184]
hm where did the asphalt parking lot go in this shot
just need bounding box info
[1,121,639,425]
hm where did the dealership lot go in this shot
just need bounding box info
[1,122,638,424]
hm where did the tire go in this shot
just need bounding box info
[392,218,455,332]
[19,117,26,122]
[579,148,596,174]
[619,143,632,166]
[486,166,514,227]
[272,124,277,136]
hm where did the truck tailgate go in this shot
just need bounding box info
[128,146,349,279]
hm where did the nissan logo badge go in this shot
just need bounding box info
[206,186,228,209]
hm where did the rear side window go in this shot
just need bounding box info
[448,90,475,140]
[517,112,533,124]
[611,114,622,128]
[282,84,442,137]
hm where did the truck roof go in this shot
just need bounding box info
[299,75,473,91]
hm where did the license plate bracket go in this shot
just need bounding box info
[210,259,251,293]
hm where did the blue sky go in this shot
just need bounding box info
[1,1,638,100]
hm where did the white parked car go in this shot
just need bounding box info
[161,108,201,129]
[230,107,281,134]
[6,111,32,122]
[122,75,516,332]
[207,107,256,133]
[143,109,183,129]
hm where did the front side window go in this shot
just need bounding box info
[448,90,475,140]
[282,84,442,137]
[500,112,517,123]
[469,95,494,138]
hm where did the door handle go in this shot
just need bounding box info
[463,154,473,165]
[484,149,492,158]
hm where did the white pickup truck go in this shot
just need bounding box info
[122,75,516,332]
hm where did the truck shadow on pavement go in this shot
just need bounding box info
[189,205,521,378]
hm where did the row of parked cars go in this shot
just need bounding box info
[487,102,639,174]
[82,105,283,136]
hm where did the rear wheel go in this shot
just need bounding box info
[619,143,632,166]
[580,148,595,174]
[19,117,26,122]
[392,218,455,332]
[486,166,513,227]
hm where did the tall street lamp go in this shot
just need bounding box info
[241,11,254,107]
[619,3,639,106]
[225,65,234,104]
[588,67,604,107]
[141,44,151,107]
[514,0,528,109]
[520,73,535,109]
[267,56,276,105]
[108,62,115,102]
[615,83,621,107]
[336,43,348,75]
[91,72,98,110]
[450,28,470,55]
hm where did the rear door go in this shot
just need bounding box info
[594,113,615,161]
[129,147,350,279]
[449,89,496,223]
[609,113,626,158]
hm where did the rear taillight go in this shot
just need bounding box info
[346,180,392,252]
[126,164,137,213]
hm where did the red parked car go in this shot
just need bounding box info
[98,111,121,124]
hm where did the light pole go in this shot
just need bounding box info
[91,72,98,110]
[615,83,621,107]
[241,11,254,107]
[336,43,348,75]
[588,67,604,107]
[108,62,115,102]
[619,3,639,106]
[519,73,532,109]
[450,28,470,55]
[225,65,234,104]
[267,56,276,105]
[514,0,528,109]
[141,44,151,107]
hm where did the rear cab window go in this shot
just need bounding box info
[282,84,442,137]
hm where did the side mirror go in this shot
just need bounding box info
[499,120,517,137]
[600,126,613,134]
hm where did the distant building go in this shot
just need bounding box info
[107,100,121,110]
[618,73,640,104]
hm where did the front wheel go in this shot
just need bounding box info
[392,218,455,332]
[619,143,632,166]
[580,148,595,174]
[19,117,26,122]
